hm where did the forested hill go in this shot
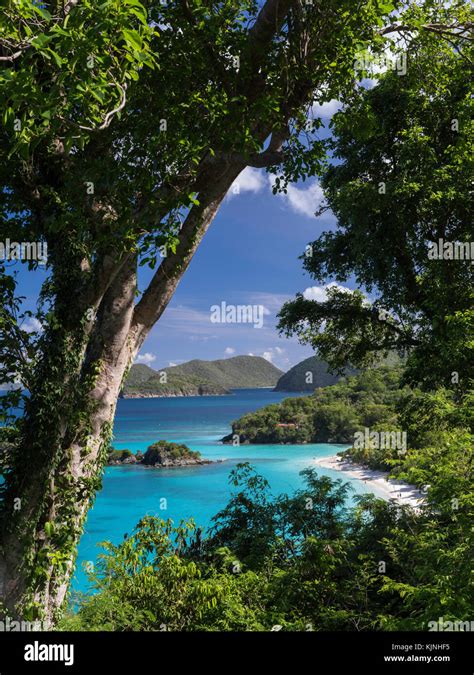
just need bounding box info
[223,366,406,445]
[122,355,283,398]
[274,355,355,391]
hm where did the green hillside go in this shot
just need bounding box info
[167,356,283,388]
[223,366,406,445]
[124,364,158,389]
[122,355,283,397]
[274,356,354,392]
[274,353,403,392]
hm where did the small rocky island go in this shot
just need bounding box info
[107,441,213,468]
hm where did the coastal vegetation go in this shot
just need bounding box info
[65,346,473,631]
[224,366,406,445]
[141,441,205,467]
[123,373,230,398]
[62,444,472,631]
[107,448,137,465]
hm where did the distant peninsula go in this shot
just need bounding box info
[222,366,405,445]
[121,355,283,398]
[273,353,401,392]
[107,441,213,468]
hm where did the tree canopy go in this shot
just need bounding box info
[278,30,473,391]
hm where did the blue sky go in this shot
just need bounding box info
[14,100,355,374]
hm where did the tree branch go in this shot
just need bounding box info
[62,83,128,133]
[0,1,83,62]
[380,21,474,41]
[131,160,245,346]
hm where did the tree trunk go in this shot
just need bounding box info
[0,160,243,625]
[0,255,138,625]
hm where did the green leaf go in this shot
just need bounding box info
[31,5,52,20]
[32,34,54,49]
[46,49,63,68]
[122,29,143,51]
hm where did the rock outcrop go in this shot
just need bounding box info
[107,442,212,468]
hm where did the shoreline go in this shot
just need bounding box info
[314,454,425,508]
[120,386,281,399]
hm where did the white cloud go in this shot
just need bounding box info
[303,282,353,302]
[135,352,157,366]
[22,317,43,333]
[260,346,290,370]
[224,347,236,355]
[269,176,324,218]
[229,167,265,198]
[158,302,276,341]
[311,98,342,119]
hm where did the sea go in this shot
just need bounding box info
[72,388,385,594]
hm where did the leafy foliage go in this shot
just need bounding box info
[143,441,201,463]
[1,0,156,157]
[225,366,407,445]
[62,438,472,631]
[278,33,474,390]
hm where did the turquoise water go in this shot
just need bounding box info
[73,388,383,594]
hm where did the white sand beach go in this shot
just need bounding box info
[314,454,425,508]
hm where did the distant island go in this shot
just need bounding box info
[108,441,214,468]
[121,355,283,398]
